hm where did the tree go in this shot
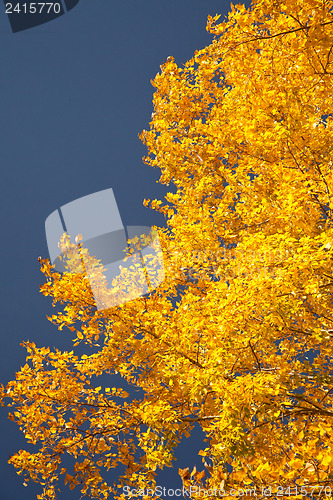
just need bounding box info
[2,0,333,498]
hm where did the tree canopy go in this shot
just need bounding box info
[1,0,333,498]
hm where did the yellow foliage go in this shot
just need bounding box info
[1,0,333,498]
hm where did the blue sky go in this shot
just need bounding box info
[0,1,249,498]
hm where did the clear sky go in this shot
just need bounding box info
[0,1,249,498]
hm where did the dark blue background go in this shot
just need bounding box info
[0,1,245,498]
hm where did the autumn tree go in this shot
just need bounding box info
[2,0,333,498]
